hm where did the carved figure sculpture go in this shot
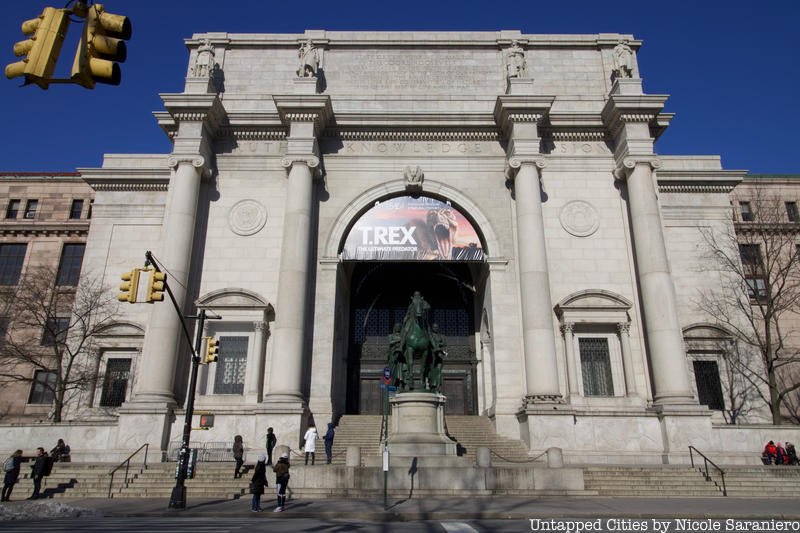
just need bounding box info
[505,40,527,79]
[612,40,634,79]
[427,323,447,392]
[297,40,319,78]
[399,291,433,390]
[387,323,408,390]
[193,39,215,78]
[404,165,424,190]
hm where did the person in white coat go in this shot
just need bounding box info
[303,425,318,465]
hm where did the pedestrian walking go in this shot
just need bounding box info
[250,454,268,512]
[232,435,244,479]
[303,424,317,465]
[323,422,335,465]
[272,452,290,512]
[28,447,50,499]
[265,427,276,465]
[2,450,23,502]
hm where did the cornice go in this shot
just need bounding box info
[272,94,333,134]
[323,129,501,142]
[493,95,555,135]
[78,168,170,192]
[0,222,89,237]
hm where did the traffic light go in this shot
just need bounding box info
[71,3,131,88]
[145,268,166,303]
[5,7,70,89]
[118,269,140,303]
[204,338,219,364]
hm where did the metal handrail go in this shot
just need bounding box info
[688,445,727,496]
[108,443,149,498]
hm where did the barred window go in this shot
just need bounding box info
[693,360,724,410]
[28,370,56,404]
[99,358,131,407]
[579,337,614,397]
[0,243,27,285]
[56,243,85,286]
[214,336,248,394]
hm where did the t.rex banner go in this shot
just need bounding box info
[342,196,484,261]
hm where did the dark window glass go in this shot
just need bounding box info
[41,317,69,346]
[214,336,248,395]
[693,360,724,410]
[5,200,20,219]
[99,358,131,407]
[0,243,27,285]
[0,316,7,344]
[56,243,85,286]
[87,200,93,219]
[28,370,56,404]
[24,200,37,219]
[579,337,613,396]
[740,244,766,300]
[69,199,84,219]
[740,201,753,222]
[786,202,799,223]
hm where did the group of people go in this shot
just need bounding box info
[236,423,335,512]
[762,441,799,465]
[2,439,70,502]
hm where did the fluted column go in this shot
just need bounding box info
[264,155,318,404]
[132,155,208,405]
[561,323,580,398]
[511,157,561,402]
[245,321,268,401]
[617,157,693,404]
[616,322,638,398]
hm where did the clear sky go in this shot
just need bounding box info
[1,0,797,174]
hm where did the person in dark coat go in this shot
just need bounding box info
[323,422,335,465]
[29,447,49,499]
[250,454,268,512]
[786,442,798,465]
[265,427,276,465]
[272,452,290,512]
[50,439,70,463]
[232,435,244,479]
[2,450,23,502]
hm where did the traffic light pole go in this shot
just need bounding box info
[168,309,205,509]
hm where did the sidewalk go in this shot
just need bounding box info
[24,496,800,521]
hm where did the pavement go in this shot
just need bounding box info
[5,496,798,521]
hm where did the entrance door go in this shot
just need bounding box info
[346,262,478,415]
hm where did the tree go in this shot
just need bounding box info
[0,266,117,422]
[697,184,800,424]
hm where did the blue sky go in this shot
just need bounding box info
[1,0,797,174]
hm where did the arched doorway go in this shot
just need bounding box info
[339,194,486,415]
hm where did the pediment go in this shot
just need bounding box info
[555,289,632,316]
[97,321,145,337]
[196,288,272,312]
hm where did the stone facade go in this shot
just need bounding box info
[2,31,798,465]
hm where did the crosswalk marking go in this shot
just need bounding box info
[440,521,480,533]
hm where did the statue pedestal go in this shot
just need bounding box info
[388,392,456,456]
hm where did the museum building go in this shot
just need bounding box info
[6,30,799,464]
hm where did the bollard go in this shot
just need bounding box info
[346,446,361,467]
[476,447,492,467]
[546,446,564,468]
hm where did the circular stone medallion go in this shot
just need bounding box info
[559,200,599,237]
[229,199,267,236]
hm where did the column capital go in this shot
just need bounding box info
[280,155,322,177]
[167,154,211,178]
[616,322,631,335]
[613,156,661,180]
[253,320,269,333]
[505,156,547,180]
[560,322,575,336]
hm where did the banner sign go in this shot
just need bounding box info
[342,196,484,261]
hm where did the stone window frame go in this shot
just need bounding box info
[555,290,639,404]
[86,321,144,415]
[683,324,735,421]
[5,199,20,219]
[97,354,135,408]
[194,288,273,406]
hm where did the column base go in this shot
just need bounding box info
[116,401,177,460]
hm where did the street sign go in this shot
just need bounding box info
[382,366,392,385]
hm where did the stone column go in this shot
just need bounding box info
[132,155,208,405]
[245,321,268,401]
[617,157,693,404]
[616,322,638,398]
[265,157,317,404]
[511,157,561,402]
[561,323,580,398]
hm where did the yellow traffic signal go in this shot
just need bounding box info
[145,269,166,303]
[5,7,70,89]
[118,269,140,303]
[71,3,131,88]
[204,338,219,364]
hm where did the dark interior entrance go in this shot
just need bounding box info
[346,262,478,415]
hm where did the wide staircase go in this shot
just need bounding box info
[330,414,532,465]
